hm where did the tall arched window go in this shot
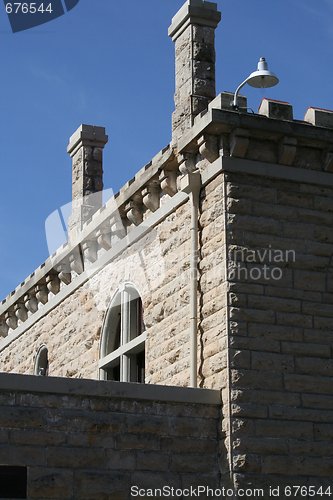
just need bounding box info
[34,345,49,376]
[99,284,146,383]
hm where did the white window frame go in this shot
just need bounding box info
[99,283,146,382]
[34,344,49,376]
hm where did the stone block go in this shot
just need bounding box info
[193,60,215,80]
[116,433,161,451]
[233,453,261,473]
[304,107,333,128]
[255,420,313,439]
[281,341,330,358]
[314,423,333,440]
[276,311,313,328]
[0,445,46,466]
[231,402,268,418]
[46,446,106,469]
[231,368,284,390]
[251,352,294,373]
[284,373,333,395]
[74,470,130,499]
[209,92,247,111]
[294,270,326,291]
[302,393,333,410]
[135,451,170,472]
[170,452,216,473]
[258,98,293,120]
[160,436,216,454]
[28,468,73,499]
[107,450,136,470]
[168,1,221,42]
[67,124,108,157]
[232,388,301,407]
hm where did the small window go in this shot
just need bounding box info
[34,345,49,376]
[0,466,27,498]
[99,284,146,383]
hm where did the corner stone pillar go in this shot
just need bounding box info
[169,0,221,144]
[67,124,108,239]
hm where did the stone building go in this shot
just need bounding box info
[1,0,333,498]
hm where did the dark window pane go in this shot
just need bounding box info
[114,315,121,350]
[136,351,145,384]
[0,466,27,498]
[129,296,145,340]
[106,363,120,382]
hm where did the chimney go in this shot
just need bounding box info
[169,0,221,144]
[67,124,108,239]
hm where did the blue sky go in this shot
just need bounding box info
[0,0,332,299]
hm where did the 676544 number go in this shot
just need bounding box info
[5,3,53,14]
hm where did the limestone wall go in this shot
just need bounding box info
[226,171,333,490]
[0,199,192,382]
[0,168,228,391]
[0,373,221,500]
[0,283,103,379]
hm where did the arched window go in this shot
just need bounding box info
[99,284,146,383]
[34,345,49,376]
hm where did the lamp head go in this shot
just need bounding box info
[246,57,279,89]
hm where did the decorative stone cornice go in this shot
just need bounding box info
[24,292,38,314]
[197,134,219,163]
[46,274,60,296]
[125,194,144,226]
[35,283,48,306]
[178,153,197,175]
[278,137,297,165]
[179,93,333,173]
[159,169,178,197]
[230,129,250,159]
[142,181,161,213]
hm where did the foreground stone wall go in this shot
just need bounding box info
[226,171,333,490]
[0,373,221,500]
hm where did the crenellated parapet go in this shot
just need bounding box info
[179,93,333,174]
[1,93,333,345]
[0,140,180,342]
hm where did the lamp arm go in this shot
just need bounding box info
[232,77,250,108]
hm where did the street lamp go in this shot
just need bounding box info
[232,57,279,109]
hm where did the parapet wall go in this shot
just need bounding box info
[1,92,333,354]
[0,373,221,500]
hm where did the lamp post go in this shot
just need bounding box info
[232,57,279,109]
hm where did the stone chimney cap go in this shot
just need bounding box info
[67,124,108,156]
[168,0,221,41]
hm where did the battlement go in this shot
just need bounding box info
[1,96,333,347]
[0,141,180,344]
